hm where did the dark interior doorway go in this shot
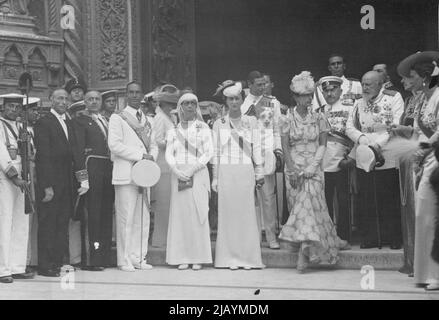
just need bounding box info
[195,0,438,104]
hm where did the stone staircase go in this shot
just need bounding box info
[111,242,404,271]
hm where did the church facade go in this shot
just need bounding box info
[0,0,196,106]
[0,0,438,107]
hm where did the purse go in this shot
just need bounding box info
[178,177,194,191]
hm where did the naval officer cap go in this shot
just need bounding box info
[319,76,343,91]
[0,93,26,105]
[68,100,86,113]
[23,97,41,109]
[101,90,118,101]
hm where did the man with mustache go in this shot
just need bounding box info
[346,71,404,250]
[73,91,114,271]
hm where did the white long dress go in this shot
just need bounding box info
[165,120,214,265]
[213,115,265,269]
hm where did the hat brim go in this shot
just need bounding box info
[397,51,439,78]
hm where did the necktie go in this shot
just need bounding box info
[136,111,142,123]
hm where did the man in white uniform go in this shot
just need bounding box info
[108,81,158,272]
[314,54,362,110]
[346,71,404,249]
[0,94,35,283]
[242,71,283,249]
[318,76,355,242]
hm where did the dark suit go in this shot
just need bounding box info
[34,112,85,272]
[73,114,114,267]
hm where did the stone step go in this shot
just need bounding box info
[111,242,404,271]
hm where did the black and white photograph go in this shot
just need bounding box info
[0,0,438,305]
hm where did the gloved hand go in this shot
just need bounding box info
[172,166,190,182]
[358,135,369,146]
[304,165,317,179]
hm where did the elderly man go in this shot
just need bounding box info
[108,81,158,272]
[346,71,404,250]
[318,76,355,243]
[315,54,363,110]
[241,71,283,249]
[74,91,114,271]
[35,89,89,277]
[0,94,35,283]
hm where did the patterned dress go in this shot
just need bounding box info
[279,108,344,264]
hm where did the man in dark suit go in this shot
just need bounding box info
[73,91,114,271]
[34,89,89,277]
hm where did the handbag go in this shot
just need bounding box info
[178,176,194,191]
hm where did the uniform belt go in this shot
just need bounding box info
[85,155,111,169]
[327,133,353,149]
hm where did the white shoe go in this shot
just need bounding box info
[133,262,153,270]
[192,264,202,271]
[244,267,252,271]
[178,264,189,270]
[229,266,239,271]
[119,265,135,272]
[269,242,281,250]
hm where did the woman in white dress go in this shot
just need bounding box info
[165,93,214,271]
[212,81,266,270]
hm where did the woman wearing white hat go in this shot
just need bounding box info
[279,72,347,273]
[212,81,265,270]
[165,93,214,271]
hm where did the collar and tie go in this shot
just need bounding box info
[136,110,142,123]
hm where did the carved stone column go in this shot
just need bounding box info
[84,0,136,93]
[63,0,84,81]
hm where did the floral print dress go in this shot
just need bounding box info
[279,108,345,264]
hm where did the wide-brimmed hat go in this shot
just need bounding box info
[397,51,439,78]
[154,92,180,105]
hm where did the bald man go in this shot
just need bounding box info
[35,89,89,277]
[73,91,114,270]
[346,71,404,250]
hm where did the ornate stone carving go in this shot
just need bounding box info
[151,0,196,88]
[98,0,128,80]
[0,0,30,15]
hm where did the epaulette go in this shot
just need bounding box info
[347,77,360,82]
[383,89,397,97]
